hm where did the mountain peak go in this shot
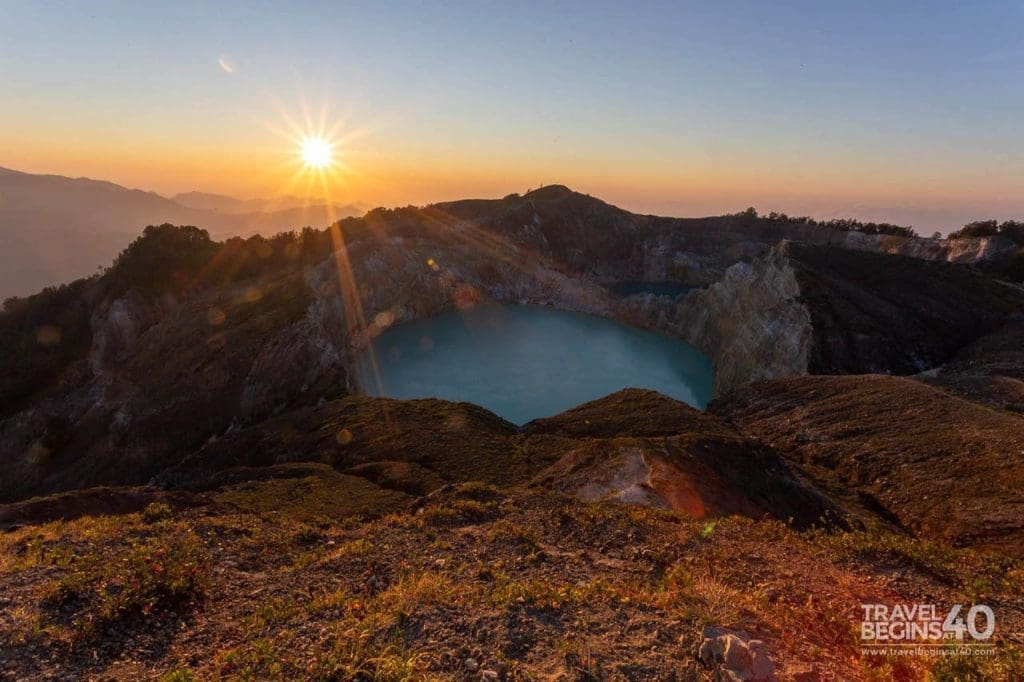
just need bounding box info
[523,184,578,201]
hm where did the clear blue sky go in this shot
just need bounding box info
[2,1,1023,231]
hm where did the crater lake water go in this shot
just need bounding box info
[356,304,713,424]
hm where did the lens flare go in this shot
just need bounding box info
[262,97,391,423]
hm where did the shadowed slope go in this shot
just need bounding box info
[784,242,1024,376]
[712,375,1024,555]
[150,389,844,530]
[922,317,1024,415]
[154,396,522,491]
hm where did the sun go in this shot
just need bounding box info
[300,136,334,168]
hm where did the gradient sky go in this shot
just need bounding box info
[3,1,1024,231]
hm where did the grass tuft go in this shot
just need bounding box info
[142,501,174,523]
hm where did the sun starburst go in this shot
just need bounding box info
[264,96,363,203]
[300,136,334,168]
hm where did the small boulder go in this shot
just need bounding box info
[748,640,775,680]
[722,634,752,670]
[698,626,776,682]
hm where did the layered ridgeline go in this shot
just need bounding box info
[0,167,362,300]
[2,186,1024,679]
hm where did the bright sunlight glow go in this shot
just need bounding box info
[300,137,334,168]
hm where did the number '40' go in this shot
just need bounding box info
[943,604,995,640]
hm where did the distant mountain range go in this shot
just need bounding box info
[0,167,362,300]
[170,190,354,214]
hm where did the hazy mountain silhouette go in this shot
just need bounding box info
[171,190,362,215]
[0,167,362,299]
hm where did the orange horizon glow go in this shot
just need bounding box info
[4,142,1021,227]
[3,102,1023,235]
[3,123,1020,218]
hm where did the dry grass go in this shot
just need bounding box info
[0,514,138,574]
[809,528,1024,597]
[4,488,1024,680]
[38,525,210,641]
[213,472,411,523]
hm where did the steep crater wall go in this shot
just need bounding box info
[620,242,1024,395]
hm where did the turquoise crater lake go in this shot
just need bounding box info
[356,304,713,424]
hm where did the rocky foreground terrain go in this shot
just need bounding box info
[2,187,1024,680]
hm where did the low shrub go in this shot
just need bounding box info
[142,501,173,523]
[41,530,210,640]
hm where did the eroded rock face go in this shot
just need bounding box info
[88,291,163,376]
[624,241,1024,395]
[326,221,619,354]
[0,273,344,502]
[817,229,1015,263]
[235,315,347,421]
[545,443,670,509]
[674,249,812,395]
